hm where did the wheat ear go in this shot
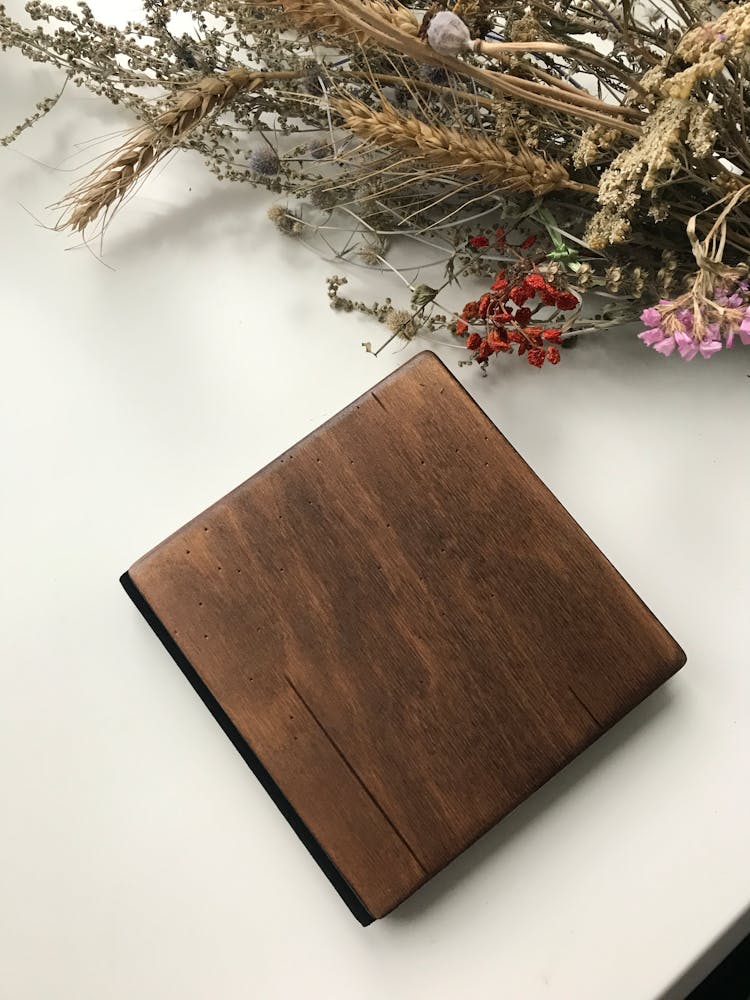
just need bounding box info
[245,0,419,40]
[59,68,297,233]
[336,97,595,197]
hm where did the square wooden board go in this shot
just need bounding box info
[122,351,685,924]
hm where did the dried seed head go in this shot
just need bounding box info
[249,146,280,175]
[386,308,420,339]
[426,10,472,56]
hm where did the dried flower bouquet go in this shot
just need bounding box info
[3,0,750,370]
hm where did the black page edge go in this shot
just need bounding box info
[120,570,374,927]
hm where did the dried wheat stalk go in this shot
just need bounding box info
[245,0,420,41]
[326,0,643,135]
[59,67,297,233]
[336,97,596,197]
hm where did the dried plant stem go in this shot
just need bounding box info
[342,70,496,110]
[336,97,597,197]
[472,39,650,99]
[326,0,644,134]
[58,68,300,232]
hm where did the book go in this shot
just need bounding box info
[122,351,685,924]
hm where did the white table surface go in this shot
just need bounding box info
[2,11,750,998]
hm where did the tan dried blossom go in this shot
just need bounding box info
[586,98,692,248]
[637,64,668,99]
[584,205,632,250]
[573,124,622,168]
[386,308,420,339]
[686,102,718,159]
[663,5,750,99]
[605,264,623,294]
[509,10,542,43]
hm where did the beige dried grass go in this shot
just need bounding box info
[59,68,296,233]
[336,96,596,196]
[247,0,420,41]
[326,0,643,134]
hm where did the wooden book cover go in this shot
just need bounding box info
[121,351,685,924]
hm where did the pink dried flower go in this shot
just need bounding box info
[638,272,750,360]
[640,306,662,327]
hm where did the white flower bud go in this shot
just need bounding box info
[426,11,472,57]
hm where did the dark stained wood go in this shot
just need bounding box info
[123,351,685,921]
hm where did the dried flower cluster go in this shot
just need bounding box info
[639,272,750,359]
[3,0,750,371]
[457,229,575,369]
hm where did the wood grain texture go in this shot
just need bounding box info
[123,351,685,921]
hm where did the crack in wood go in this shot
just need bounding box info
[285,672,427,874]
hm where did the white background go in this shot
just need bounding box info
[1,7,749,998]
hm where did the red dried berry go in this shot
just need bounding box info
[509,284,530,307]
[540,289,558,306]
[496,227,506,248]
[469,235,490,250]
[514,307,532,327]
[555,291,580,311]
[466,332,482,350]
[527,347,546,368]
[546,345,561,364]
[525,273,547,291]
[462,300,480,320]
[487,329,511,353]
[477,339,493,360]
[477,293,493,319]
[542,328,562,343]
[519,235,537,250]
[455,319,469,336]
[524,326,544,346]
